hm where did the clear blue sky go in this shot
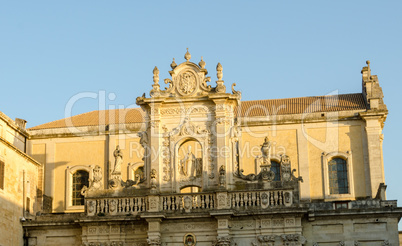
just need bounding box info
[1,1,401,227]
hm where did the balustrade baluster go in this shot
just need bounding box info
[198,194,202,209]
[210,194,214,208]
[105,199,109,213]
[96,200,100,213]
[204,194,208,209]
[244,193,248,208]
[168,196,173,210]
[100,199,105,213]
[257,192,260,206]
[175,196,180,211]
[279,191,283,205]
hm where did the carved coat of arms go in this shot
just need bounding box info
[178,72,196,95]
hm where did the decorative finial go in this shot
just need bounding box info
[153,66,159,84]
[215,62,226,93]
[184,48,191,61]
[199,56,206,69]
[366,60,370,65]
[216,62,223,80]
[170,58,177,69]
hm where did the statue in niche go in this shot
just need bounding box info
[179,146,202,179]
[180,146,196,178]
[112,145,123,174]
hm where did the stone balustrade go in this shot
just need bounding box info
[85,189,295,216]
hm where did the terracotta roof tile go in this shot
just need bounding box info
[237,93,367,117]
[29,93,367,130]
[29,108,145,130]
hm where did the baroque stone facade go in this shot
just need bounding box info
[1,51,401,245]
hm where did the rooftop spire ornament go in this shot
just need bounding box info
[170,58,177,69]
[153,66,159,84]
[150,66,160,97]
[184,48,191,62]
[215,62,226,93]
[199,56,206,69]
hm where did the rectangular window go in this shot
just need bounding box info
[328,158,348,194]
[0,160,4,190]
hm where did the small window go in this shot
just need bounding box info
[0,160,4,190]
[72,170,89,206]
[180,186,200,193]
[328,158,348,194]
[271,161,281,181]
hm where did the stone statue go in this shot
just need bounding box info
[138,131,148,149]
[261,136,271,165]
[180,146,196,178]
[80,165,103,196]
[113,145,123,173]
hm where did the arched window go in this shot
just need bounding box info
[271,161,281,181]
[328,158,348,194]
[72,170,89,206]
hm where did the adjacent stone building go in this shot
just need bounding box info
[0,112,41,246]
[3,51,401,245]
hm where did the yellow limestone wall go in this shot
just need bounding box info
[53,140,105,212]
[307,124,365,200]
[0,134,39,246]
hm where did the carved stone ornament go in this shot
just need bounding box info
[147,237,161,246]
[135,50,242,101]
[281,234,306,245]
[183,196,192,212]
[183,233,196,246]
[150,169,157,192]
[381,240,390,246]
[219,165,226,187]
[234,138,275,182]
[177,71,197,96]
[256,235,276,246]
[81,165,103,196]
[212,236,231,246]
[281,155,292,182]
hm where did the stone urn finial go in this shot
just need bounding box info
[185,48,191,61]
[171,58,177,69]
[153,66,159,84]
[217,62,223,80]
[199,56,206,69]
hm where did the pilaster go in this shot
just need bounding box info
[361,112,387,198]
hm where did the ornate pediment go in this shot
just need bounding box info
[136,49,241,104]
